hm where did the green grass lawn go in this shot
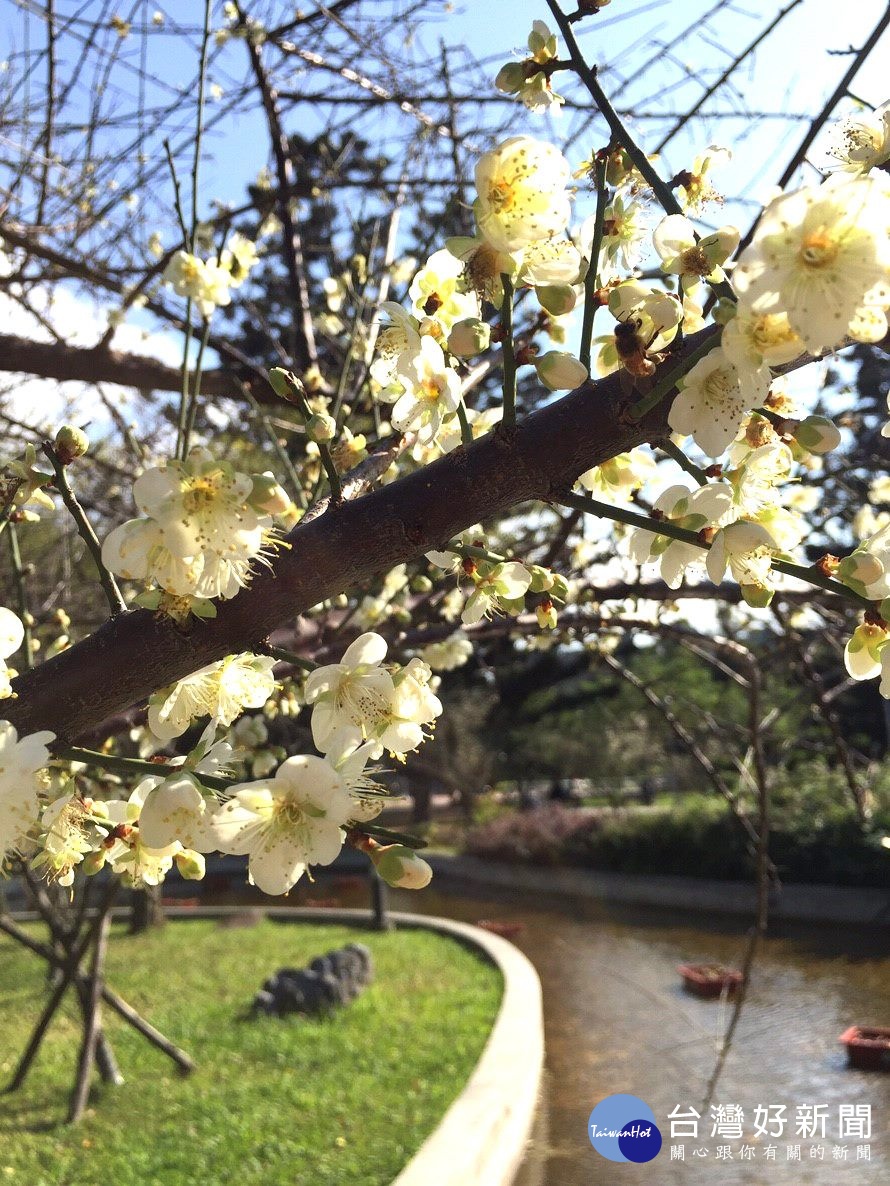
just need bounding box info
[0,917,502,1186]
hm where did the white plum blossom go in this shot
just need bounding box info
[0,722,54,862]
[590,194,649,275]
[578,448,657,503]
[668,346,766,458]
[474,136,572,254]
[304,633,438,757]
[517,238,583,287]
[220,231,259,286]
[163,250,232,318]
[33,793,95,886]
[463,561,532,626]
[844,619,888,681]
[630,482,734,588]
[211,755,354,895]
[444,235,517,306]
[829,101,890,174]
[421,633,474,672]
[706,520,779,605]
[388,658,443,754]
[324,731,387,822]
[304,632,394,753]
[370,302,422,387]
[652,214,738,284]
[721,307,804,373]
[732,173,890,354]
[494,22,564,115]
[408,249,479,330]
[102,446,275,607]
[138,774,218,852]
[675,146,731,211]
[147,653,276,740]
[393,336,462,443]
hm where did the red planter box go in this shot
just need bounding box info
[476,919,525,939]
[839,1026,890,1071]
[678,963,743,999]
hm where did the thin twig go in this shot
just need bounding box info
[558,490,875,608]
[500,274,518,427]
[42,443,127,616]
[6,522,33,669]
[580,156,609,374]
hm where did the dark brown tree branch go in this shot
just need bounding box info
[5,327,721,743]
[0,332,243,400]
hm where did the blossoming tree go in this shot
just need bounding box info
[1,0,890,1122]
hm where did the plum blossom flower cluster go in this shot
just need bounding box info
[101,446,289,619]
[162,231,258,318]
[0,629,433,896]
[9,15,890,922]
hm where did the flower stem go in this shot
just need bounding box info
[55,746,232,793]
[558,490,873,608]
[659,438,709,486]
[455,400,473,448]
[256,643,317,671]
[626,333,718,422]
[446,542,507,565]
[580,156,609,374]
[181,315,212,458]
[7,522,33,669]
[500,274,518,428]
[42,444,127,616]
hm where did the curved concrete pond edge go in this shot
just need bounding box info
[7,904,543,1186]
[427,854,890,926]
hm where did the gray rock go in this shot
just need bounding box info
[252,943,375,1017]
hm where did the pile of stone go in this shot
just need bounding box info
[252,943,374,1016]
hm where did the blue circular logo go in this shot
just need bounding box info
[588,1094,662,1163]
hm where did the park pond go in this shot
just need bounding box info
[383,884,890,1186]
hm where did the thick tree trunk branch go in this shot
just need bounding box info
[6,328,722,743]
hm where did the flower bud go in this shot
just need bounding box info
[712,298,738,326]
[528,565,555,593]
[494,62,525,94]
[838,551,884,590]
[536,599,557,629]
[249,472,291,515]
[845,620,888,680]
[604,146,631,187]
[498,595,526,616]
[174,849,206,881]
[794,415,842,455]
[550,573,569,601]
[535,284,578,316]
[268,366,305,403]
[410,575,434,594]
[371,844,433,889]
[739,582,774,609]
[528,20,558,62]
[54,425,89,465]
[534,351,588,391]
[82,850,107,876]
[448,317,491,358]
[306,412,337,443]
